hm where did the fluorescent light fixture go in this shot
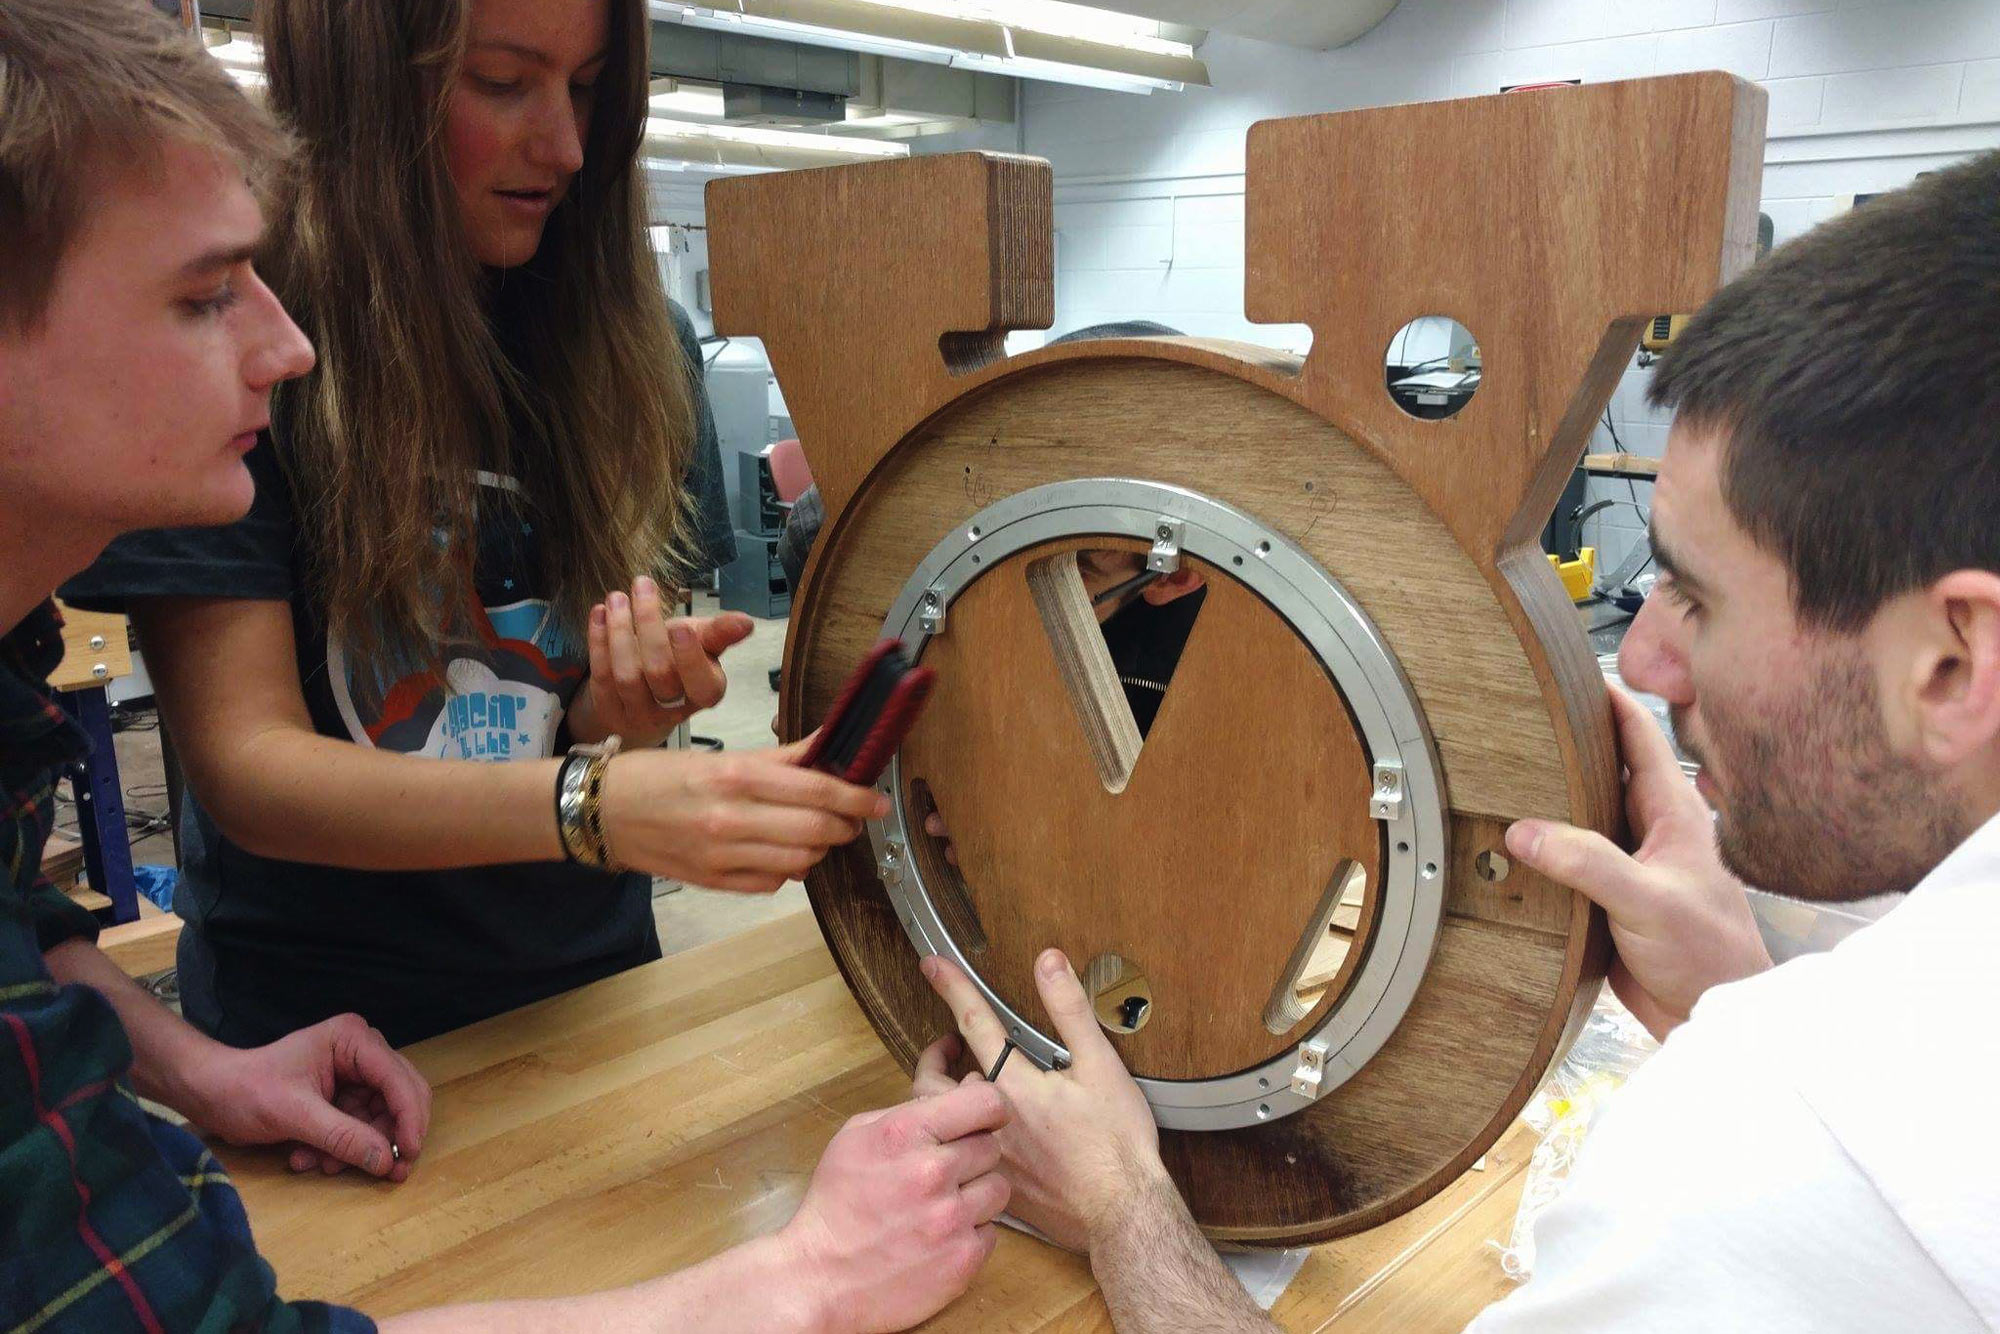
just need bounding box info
[864,0,1192,57]
[647,1,1207,92]
[643,156,771,175]
[645,114,910,170]
[949,49,1175,94]
[652,2,990,65]
[649,84,729,118]
[647,116,908,155]
[841,107,932,125]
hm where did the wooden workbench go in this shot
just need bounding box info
[224,911,1537,1331]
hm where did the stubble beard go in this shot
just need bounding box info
[1693,651,1964,901]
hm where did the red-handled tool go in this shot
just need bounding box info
[799,639,936,786]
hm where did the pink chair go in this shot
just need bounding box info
[767,437,813,506]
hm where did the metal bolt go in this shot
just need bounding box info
[87,635,106,651]
[1156,524,1173,539]
[91,663,109,680]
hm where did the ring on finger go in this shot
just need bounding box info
[650,691,687,711]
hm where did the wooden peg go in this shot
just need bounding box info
[706,153,1054,522]
[1245,72,1766,565]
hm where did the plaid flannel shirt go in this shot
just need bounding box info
[0,601,373,1334]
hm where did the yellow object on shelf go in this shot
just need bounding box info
[1548,547,1596,602]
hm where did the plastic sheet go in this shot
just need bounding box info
[1494,991,1659,1281]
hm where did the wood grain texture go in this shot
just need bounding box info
[99,911,181,978]
[900,537,1382,1080]
[50,600,131,693]
[227,911,1538,1330]
[707,152,1052,522]
[709,72,1764,1244]
[1024,547,1144,792]
[1244,74,1768,565]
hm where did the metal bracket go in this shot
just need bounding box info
[1147,518,1183,574]
[1369,760,1405,821]
[918,587,947,636]
[877,838,906,885]
[871,478,1449,1131]
[1291,1037,1331,1099]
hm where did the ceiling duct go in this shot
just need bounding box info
[654,21,862,95]
[723,81,846,123]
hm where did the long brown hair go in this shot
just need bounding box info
[258,0,691,670]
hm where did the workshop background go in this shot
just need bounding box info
[90,0,1993,956]
[652,0,1999,592]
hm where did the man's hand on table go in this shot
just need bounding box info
[776,1079,1013,1333]
[1506,685,1772,1042]
[179,1012,431,1181]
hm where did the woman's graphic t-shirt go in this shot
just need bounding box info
[61,442,660,1048]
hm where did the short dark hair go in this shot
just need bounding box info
[1648,149,2000,631]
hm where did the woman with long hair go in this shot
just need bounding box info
[63,0,883,1049]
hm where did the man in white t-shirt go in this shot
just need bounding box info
[910,149,2000,1331]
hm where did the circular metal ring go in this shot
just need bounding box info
[868,478,1447,1130]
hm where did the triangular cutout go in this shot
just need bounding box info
[1025,549,1205,794]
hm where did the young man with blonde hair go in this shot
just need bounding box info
[2,2,1010,1329]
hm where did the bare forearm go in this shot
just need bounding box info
[43,939,222,1120]
[132,597,567,871]
[1090,1161,1277,1334]
[198,727,565,871]
[378,1234,828,1334]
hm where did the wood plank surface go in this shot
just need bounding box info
[41,834,84,888]
[900,536,1384,1080]
[224,912,1538,1330]
[1581,453,1662,478]
[50,600,132,693]
[99,909,181,978]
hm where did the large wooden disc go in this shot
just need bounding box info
[787,354,1602,1243]
[712,75,1765,1244]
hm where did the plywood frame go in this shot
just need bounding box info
[708,73,1765,1242]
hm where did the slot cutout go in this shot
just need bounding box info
[1262,860,1370,1035]
[1082,952,1154,1035]
[1025,548,1205,793]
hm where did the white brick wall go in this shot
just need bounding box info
[1010,0,2000,499]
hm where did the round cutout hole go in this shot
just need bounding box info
[1475,849,1511,882]
[1082,952,1154,1035]
[1385,315,1481,420]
